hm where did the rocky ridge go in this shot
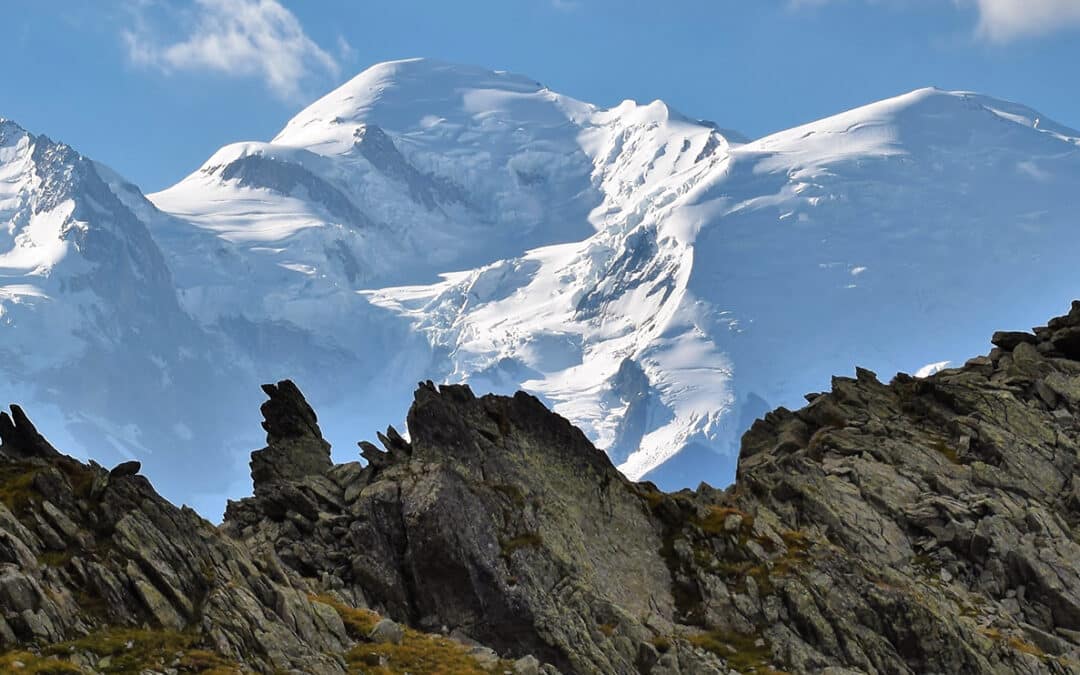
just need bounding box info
[3,303,1080,673]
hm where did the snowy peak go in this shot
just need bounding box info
[0,121,172,287]
[0,118,32,149]
[0,120,259,510]
[0,118,198,381]
[1,121,115,281]
[141,60,748,499]
[271,57,575,154]
[150,59,738,302]
[745,87,1080,174]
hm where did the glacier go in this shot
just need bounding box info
[3,59,1080,515]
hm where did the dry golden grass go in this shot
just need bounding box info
[312,594,513,674]
[45,628,243,673]
[0,650,84,674]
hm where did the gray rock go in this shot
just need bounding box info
[468,645,502,670]
[514,654,541,675]
[249,380,333,494]
[368,617,404,644]
[991,330,1037,350]
[108,460,141,477]
[12,302,1080,674]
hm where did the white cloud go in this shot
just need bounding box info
[973,0,1080,42]
[335,34,357,64]
[790,0,1080,42]
[123,0,340,100]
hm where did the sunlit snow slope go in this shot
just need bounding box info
[366,84,1080,485]
[147,61,1080,492]
[149,58,740,484]
[6,59,1080,517]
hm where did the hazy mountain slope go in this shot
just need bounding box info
[0,119,253,509]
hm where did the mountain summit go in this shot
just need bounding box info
[4,60,1080,511]
[272,57,560,151]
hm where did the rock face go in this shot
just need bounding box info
[227,383,678,673]
[0,411,349,672]
[6,303,1080,673]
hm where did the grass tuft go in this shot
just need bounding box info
[41,628,242,674]
[0,465,41,514]
[310,594,380,638]
[347,632,502,675]
[313,595,513,674]
[687,628,783,674]
[694,506,754,537]
[0,651,84,674]
[500,533,543,557]
[930,439,960,464]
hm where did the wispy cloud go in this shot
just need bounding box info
[790,0,1080,42]
[972,0,1080,42]
[122,0,343,101]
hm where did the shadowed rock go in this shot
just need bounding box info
[249,380,332,494]
[0,406,349,672]
[10,304,1080,673]
[0,404,58,459]
[108,460,140,476]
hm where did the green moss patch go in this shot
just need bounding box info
[500,533,543,557]
[313,595,513,675]
[0,464,42,514]
[311,594,380,638]
[687,628,783,674]
[41,628,243,674]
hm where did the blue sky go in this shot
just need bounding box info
[3,0,1080,191]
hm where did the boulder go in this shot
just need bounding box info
[368,618,404,645]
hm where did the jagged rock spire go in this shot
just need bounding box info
[259,380,323,442]
[249,380,332,493]
[0,404,58,459]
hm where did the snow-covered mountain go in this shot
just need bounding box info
[147,58,742,485]
[5,58,1080,515]
[148,59,1080,491]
